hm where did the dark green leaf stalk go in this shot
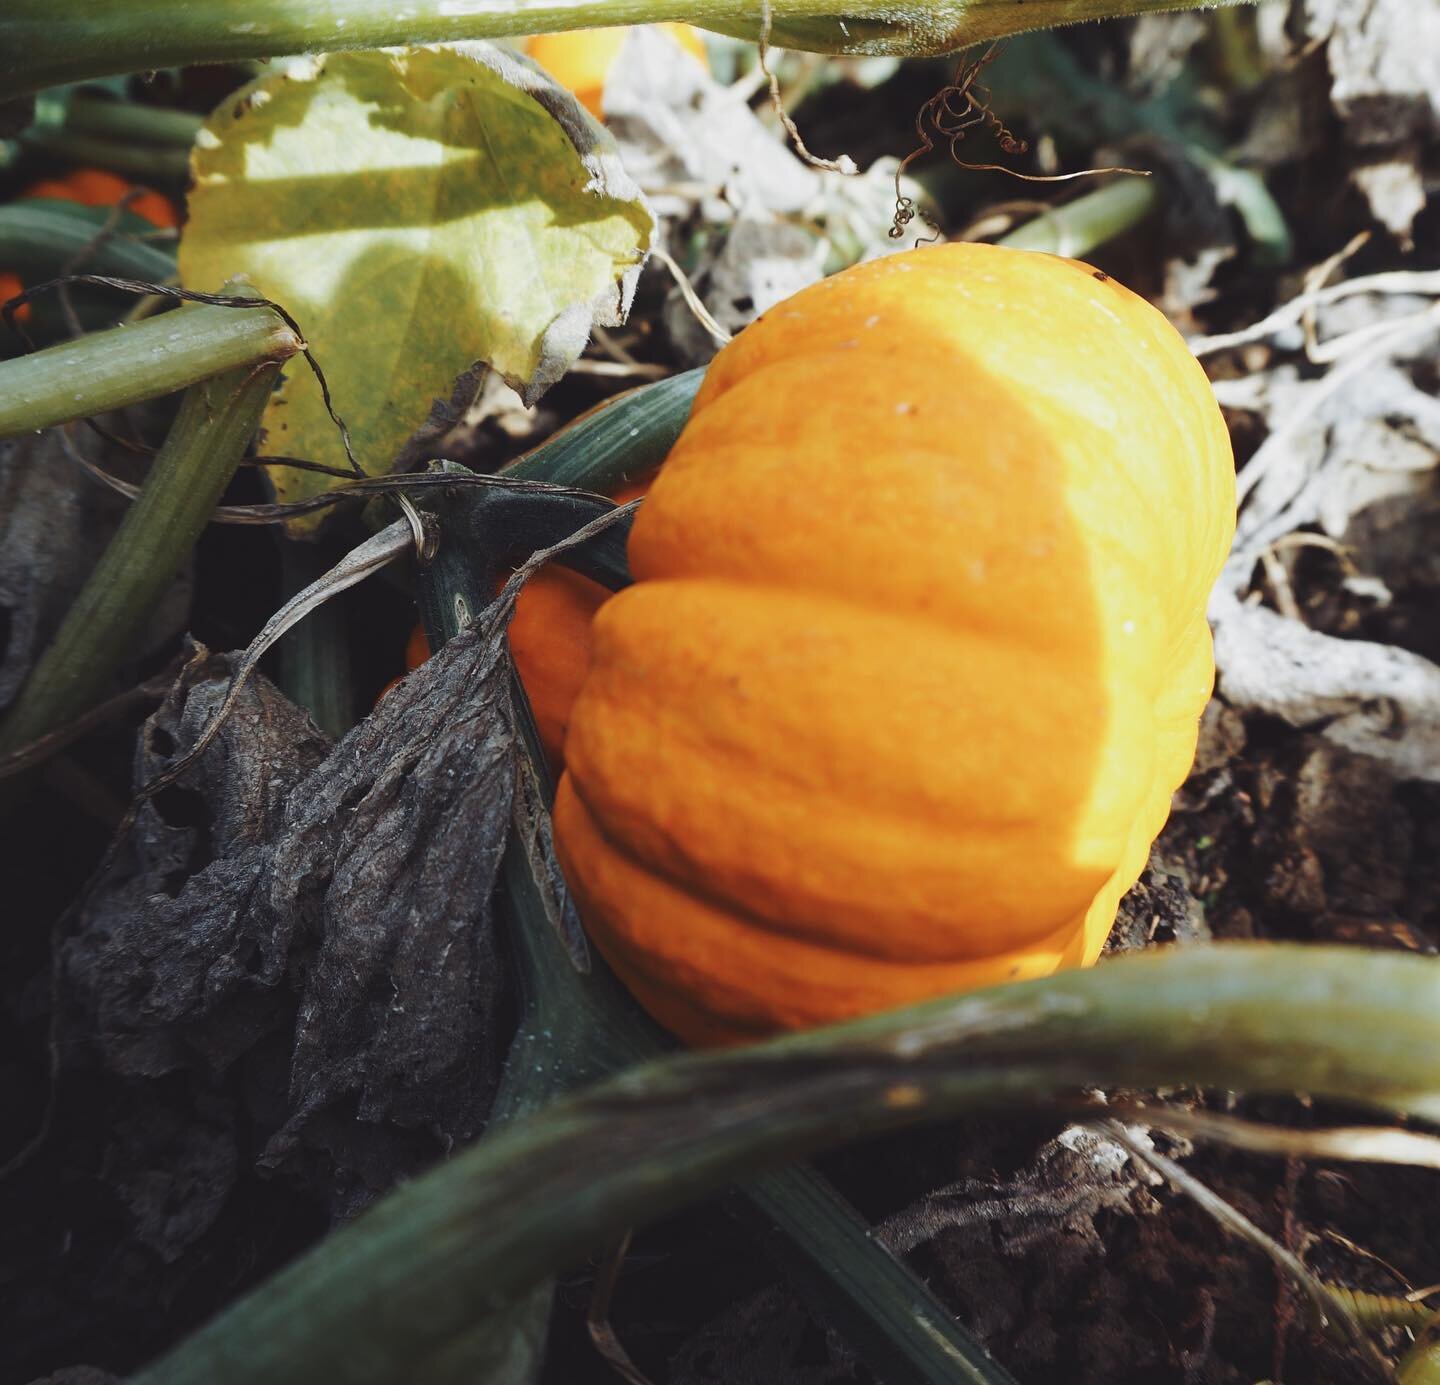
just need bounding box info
[0,307,297,776]
[130,944,1440,1385]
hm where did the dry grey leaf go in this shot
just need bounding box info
[1126,12,1211,99]
[1219,337,1440,562]
[880,1126,1153,1260]
[100,1091,239,1264]
[863,1124,1293,1384]
[1212,592,1440,780]
[604,28,822,222]
[1303,0,1440,148]
[0,426,189,713]
[67,610,519,1217]
[811,155,942,267]
[1161,244,1237,322]
[1207,281,1440,777]
[672,1123,1191,1385]
[603,28,925,365]
[65,647,330,1076]
[663,218,828,366]
[1350,156,1429,247]
[270,618,516,1160]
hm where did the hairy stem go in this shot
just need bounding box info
[1,0,1257,98]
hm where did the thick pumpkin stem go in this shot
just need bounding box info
[1,0,1258,99]
[132,945,1440,1385]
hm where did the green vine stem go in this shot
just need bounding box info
[277,541,356,741]
[31,89,204,149]
[0,299,298,439]
[1,0,1256,98]
[998,175,1158,256]
[131,943,1440,1385]
[502,368,703,493]
[0,202,175,285]
[13,128,193,182]
[0,348,286,776]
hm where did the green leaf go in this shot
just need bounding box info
[178,45,653,533]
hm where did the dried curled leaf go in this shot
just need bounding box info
[1210,298,1440,779]
[67,614,520,1215]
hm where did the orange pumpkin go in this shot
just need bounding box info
[553,242,1236,1047]
[404,622,430,673]
[24,168,179,230]
[0,271,27,324]
[391,478,648,768]
[524,26,707,118]
[506,477,649,765]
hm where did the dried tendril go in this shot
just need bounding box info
[891,43,1147,241]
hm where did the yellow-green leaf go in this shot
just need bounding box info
[179,45,653,534]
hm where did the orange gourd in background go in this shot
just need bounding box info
[553,241,1237,1047]
[2,168,179,324]
[24,168,179,230]
[523,26,707,118]
[0,272,25,323]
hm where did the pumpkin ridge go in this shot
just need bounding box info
[641,396,1200,662]
[556,778,1090,1042]
[564,756,1093,970]
[610,572,1105,658]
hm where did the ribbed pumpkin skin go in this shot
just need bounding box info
[554,242,1235,1047]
